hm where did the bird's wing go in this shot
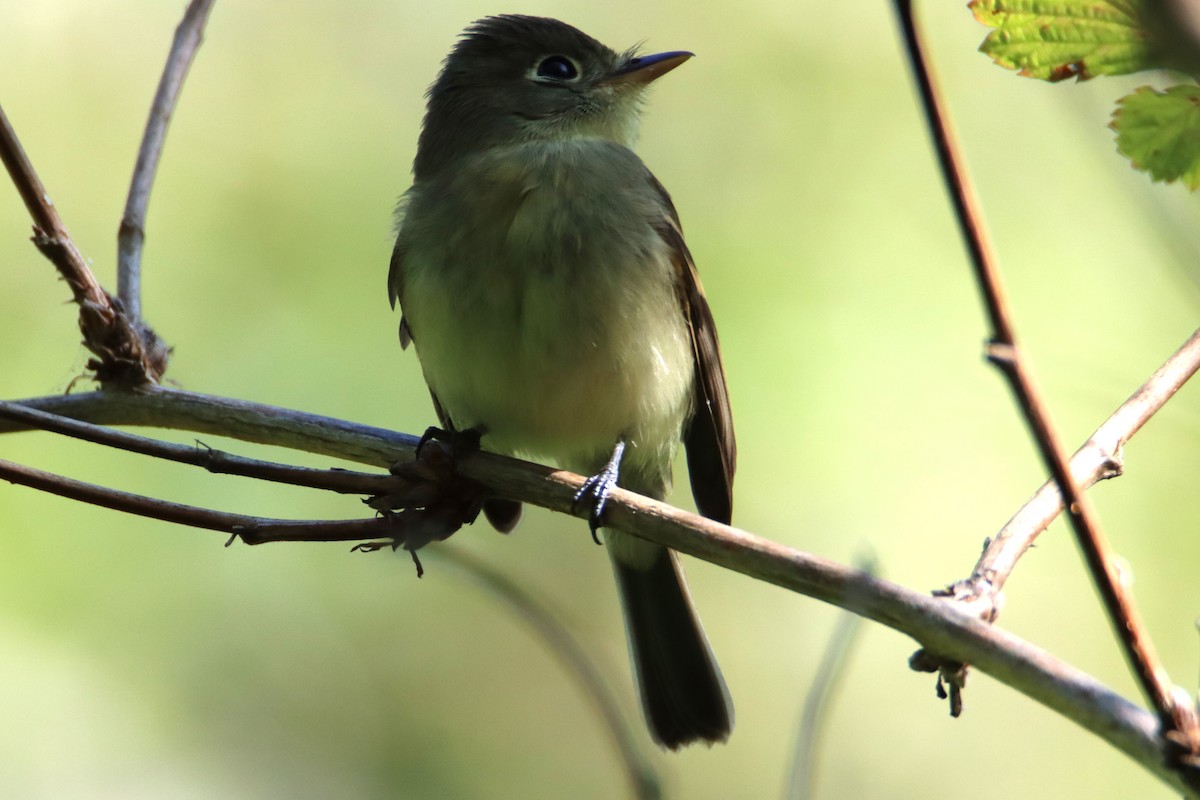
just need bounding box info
[388,191,416,350]
[388,245,416,350]
[648,174,736,525]
[388,212,454,431]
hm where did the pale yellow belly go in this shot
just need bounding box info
[406,255,694,475]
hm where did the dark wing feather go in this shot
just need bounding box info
[390,231,448,428]
[648,175,736,525]
[390,226,521,532]
[387,238,415,350]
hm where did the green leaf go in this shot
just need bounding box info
[1111,84,1200,190]
[969,0,1154,81]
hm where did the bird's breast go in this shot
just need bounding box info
[398,141,694,473]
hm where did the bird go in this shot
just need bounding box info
[388,14,735,749]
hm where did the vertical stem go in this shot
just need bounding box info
[117,0,215,320]
[891,0,1198,756]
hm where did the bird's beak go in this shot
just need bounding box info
[601,50,693,86]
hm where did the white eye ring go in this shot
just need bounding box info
[530,55,581,83]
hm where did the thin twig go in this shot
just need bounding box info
[0,104,110,311]
[2,387,420,467]
[0,386,1196,794]
[118,0,215,320]
[0,399,397,495]
[892,0,1199,758]
[0,456,392,542]
[0,398,486,549]
[0,105,166,385]
[953,326,1200,620]
[432,547,661,800]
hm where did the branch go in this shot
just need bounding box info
[0,398,657,789]
[951,326,1200,619]
[118,0,215,321]
[0,398,398,495]
[0,105,167,386]
[892,0,1200,761]
[0,455,393,542]
[0,386,1195,795]
[1,387,417,466]
[0,392,492,550]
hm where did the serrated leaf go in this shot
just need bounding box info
[1111,84,1200,190]
[969,0,1154,81]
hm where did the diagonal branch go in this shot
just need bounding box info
[0,104,167,386]
[0,393,488,550]
[952,326,1200,620]
[0,385,1197,794]
[1,387,418,466]
[0,104,111,313]
[0,0,215,386]
[0,455,392,542]
[0,398,398,495]
[892,0,1200,760]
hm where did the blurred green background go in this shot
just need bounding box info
[2,2,1199,798]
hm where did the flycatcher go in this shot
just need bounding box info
[389,14,735,749]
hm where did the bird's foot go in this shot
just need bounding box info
[363,426,492,565]
[415,426,482,461]
[572,441,626,545]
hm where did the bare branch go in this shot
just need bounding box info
[118,0,215,320]
[0,104,109,311]
[5,2,1197,793]
[0,386,1195,794]
[2,387,418,467]
[0,105,167,385]
[0,399,397,495]
[0,455,392,542]
[954,326,1200,620]
[891,0,1200,759]
[0,393,487,550]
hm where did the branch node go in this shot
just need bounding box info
[933,576,1002,623]
[984,339,1017,368]
[194,440,229,473]
[1096,443,1126,480]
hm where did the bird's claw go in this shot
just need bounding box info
[573,469,617,544]
[415,426,481,460]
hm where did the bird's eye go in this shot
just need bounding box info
[535,55,579,81]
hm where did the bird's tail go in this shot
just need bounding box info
[608,534,733,749]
